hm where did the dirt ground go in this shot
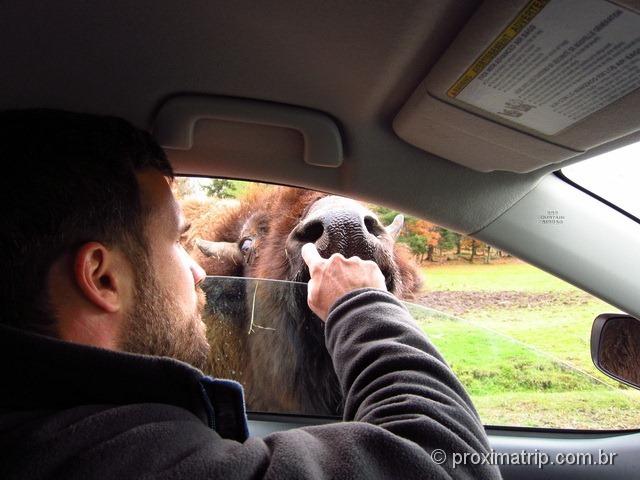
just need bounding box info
[414,290,594,316]
[419,256,523,267]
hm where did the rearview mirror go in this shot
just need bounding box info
[591,314,640,390]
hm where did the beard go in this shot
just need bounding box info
[119,266,210,371]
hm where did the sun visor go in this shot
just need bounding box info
[153,96,343,169]
[394,0,640,172]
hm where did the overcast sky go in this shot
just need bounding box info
[562,140,640,218]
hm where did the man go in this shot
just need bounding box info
[0,109,501,479]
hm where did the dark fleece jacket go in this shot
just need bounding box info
[0,289,501,479]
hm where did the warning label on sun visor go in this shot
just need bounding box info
[448,0,640,135]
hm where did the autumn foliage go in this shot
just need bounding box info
[372,206,503,264]
[173,178,504,265]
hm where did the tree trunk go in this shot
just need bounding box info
[427,245,434,262]
[485,245,491,264]
[470,240,477,263]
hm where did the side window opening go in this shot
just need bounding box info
[562,140,640,221]
[172,176,640,430]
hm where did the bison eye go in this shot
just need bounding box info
[240,238,253,254]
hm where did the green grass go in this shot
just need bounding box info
[421,262,581,293]
[474,390,640,429]
[469,301,614,376]
[407,262,639,430]
[408,309,604,396]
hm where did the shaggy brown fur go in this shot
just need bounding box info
[180,186,422,415]
[179,197,240,275]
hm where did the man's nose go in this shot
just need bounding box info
[190,258,206,286]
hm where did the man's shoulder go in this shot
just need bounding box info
[0,403,219,480]
[1,402,214,449]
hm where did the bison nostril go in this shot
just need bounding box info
[295,220,324,243]
[364,216,384,237]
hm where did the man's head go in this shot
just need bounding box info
[0,109,209,369]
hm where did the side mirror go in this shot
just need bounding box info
[591,314,640,390]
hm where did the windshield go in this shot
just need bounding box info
[562,140,640,219]
[200,275,640,429]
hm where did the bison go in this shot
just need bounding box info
[181,185,422,416]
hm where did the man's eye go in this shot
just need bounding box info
[240,238,253,253]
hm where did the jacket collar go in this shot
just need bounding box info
[0,323,248,441]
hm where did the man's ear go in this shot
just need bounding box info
[73,242,131,313]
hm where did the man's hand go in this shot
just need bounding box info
[301,243,387,321]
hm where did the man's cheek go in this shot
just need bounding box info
[196,288,206,314]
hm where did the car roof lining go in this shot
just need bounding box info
[167,123,544,235]
[2,0,639,232]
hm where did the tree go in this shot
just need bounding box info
[454,233,462,255]
[460,236,486,263]
[437,228,458,252]
[172,177,197,200]
[201,179,236,199]
[371,206,461,263]
[405,219,441,262]
[372,206,416,230]
[399,234,427,262]
[470,239,479,263]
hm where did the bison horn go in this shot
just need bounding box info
[196,238,243,265]
[385,214,404,241]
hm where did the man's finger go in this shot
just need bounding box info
[301,243,323,271]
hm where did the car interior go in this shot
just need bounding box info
[3,0,640,478]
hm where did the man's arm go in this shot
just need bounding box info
[250,287,500,479]
[57,246,501,479]
[228,246,500,478]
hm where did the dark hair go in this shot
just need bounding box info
[0,109,174,335]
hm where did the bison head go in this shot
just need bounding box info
[194,187,418,298]
[182,186,421,415]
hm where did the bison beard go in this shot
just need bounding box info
[183,186,421,416]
